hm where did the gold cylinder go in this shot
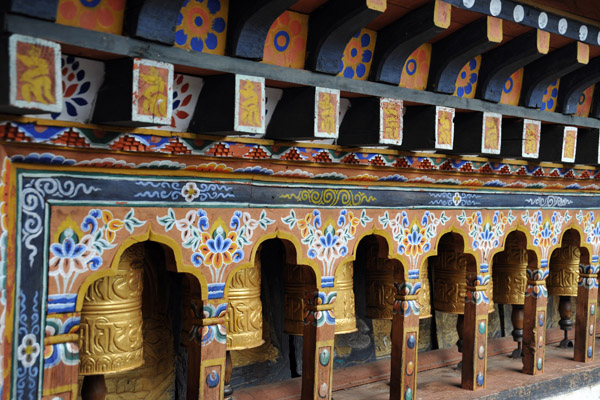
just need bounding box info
[432,251,494,314]
[492,236,528,305]
[548,245,581,296]
[365,258,395,320]
[226,264,264,350]
[284,263,314,335]
[79,252,144,375]
[419,262,432,319]
[333,262,357,334]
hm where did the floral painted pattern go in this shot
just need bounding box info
[577,210,600,257]
[393,281,421,317]
[56,0,126,35]
[522,210,570,264]
[18,333,41,368]
[263,11,308,69]
[525,268,549,298]
[44,316,80,368]
[465,275,491,304]
[157,208,273,282]
[49,209,145,294]
[189,302,227,346]
[540,79,559,112]
[499,68,523,106]
[282,209,371,276]
[379,211,449,269]
[457,210,515,269]
[578,265,599,289]
[174,0,228,55]
[399,43,431,90]
[575,85,594,117]
[338,29,376,80]
[304,291,336,327]
[454,56,481,98]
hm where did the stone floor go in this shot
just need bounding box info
[236,329,600,399]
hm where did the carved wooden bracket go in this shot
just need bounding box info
[7,0,58,21]
[521,42,589,108]
[451,112,502,156]
[370,0,450,85]
[92,58,174,127]
[126,0,186,44]
[557,57,600,115]
[188,73,266,135]
[227,0,299,59]
[538,125,578,163]
[477,30,548,103]
[266,86,340,140]
[306,0,386,74]
[401,105,454,151]
[501,118,541,159]
[574,128,599,165]
[338,97,403,146]
[429,16,503,94]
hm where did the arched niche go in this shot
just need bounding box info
[77,241,202,399]
[429,232,497,351]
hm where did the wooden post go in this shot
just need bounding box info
[461,273,490,390]
[574,264,599,362]
[522,260,548,375]
[188,298,228,400]
[389,280,421,400]
[301,290,336,400]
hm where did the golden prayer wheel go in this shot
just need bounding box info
[548,245,581,296]
[366,258,432,320]
[432,250,494,314]
[365,258,395,320]
[333,262,357,334]
[419,262,432,319]
[283,263,314,335]
[79,247,144,375]
[226,264,265,350]
[492,235,528,305]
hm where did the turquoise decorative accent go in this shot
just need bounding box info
[479,321,486,335]
[319,348,330,367]
[537,357,543,370]
[405,387,413,400]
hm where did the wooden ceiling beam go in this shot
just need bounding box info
[521,41,589,108]
[477,30,549,103]
[127,0,186,44]
[370,0,450,85]
[306,0,385,74]
[429,16,503,94]
[227,0,299,59]
[557,57,600,115]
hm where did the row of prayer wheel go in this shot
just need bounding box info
[76,237,582,374]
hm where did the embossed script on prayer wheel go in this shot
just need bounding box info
[334,262,357,334]
[365,258,395,320]
[284,263,313,335]
[492,236,528,305]
[419,263,432,319]
[548,245,581,296]
[226,264,264,350]
[433,251,494,314]
[79,266,144,375]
